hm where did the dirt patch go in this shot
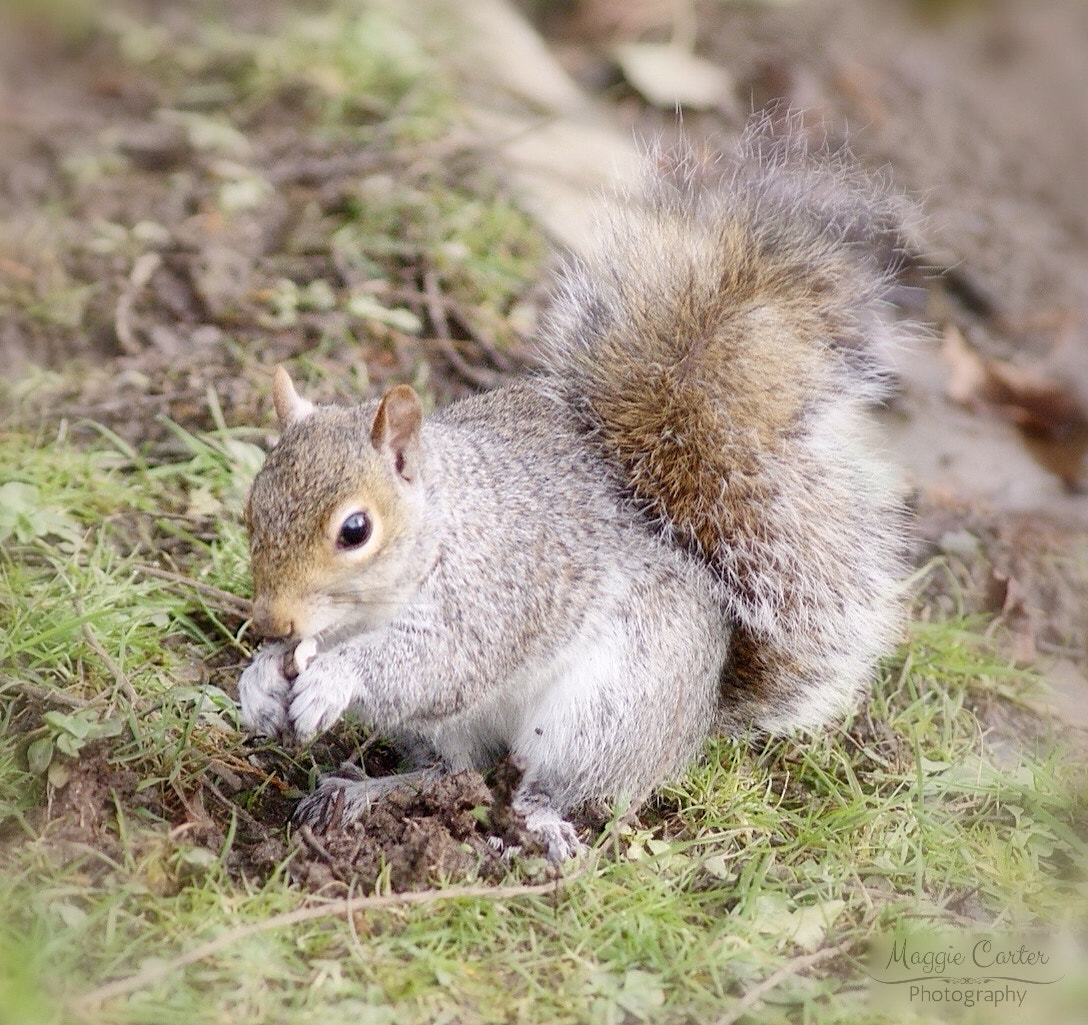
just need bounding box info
[911,490,1088,750]
[1,743,171,889]
[285,763,548,893]
[0,1,534,447]
[214,745,550,892]
[2,732,547,894]
[35,752,146,849]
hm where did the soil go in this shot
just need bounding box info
[285,760,550,893]
[14,730,548,895]
[2,0,1086,891]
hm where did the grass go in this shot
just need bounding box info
[1,445,1085,1022]
[1,1,1086,1024]
[2,441,1084,1025]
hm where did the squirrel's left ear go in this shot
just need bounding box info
[370,385,423,483]
[272,366,314,427]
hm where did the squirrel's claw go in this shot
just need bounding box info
[292,767,443,832]
[512,796,586,861]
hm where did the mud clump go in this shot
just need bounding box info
[286,762,548,894]
[214,748,553,893]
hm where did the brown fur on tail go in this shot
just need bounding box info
[539,118,916,729]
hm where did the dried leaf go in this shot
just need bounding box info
[986,359,1087,436]
[941,324,1088,438]
[613,43,733,110]
[941,324,988,405]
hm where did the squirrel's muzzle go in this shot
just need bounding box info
[250,600,295,641]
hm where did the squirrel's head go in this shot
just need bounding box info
[244,366,427,643]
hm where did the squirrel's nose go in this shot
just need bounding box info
[251,601,294,640]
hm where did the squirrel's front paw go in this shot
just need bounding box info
[238,642,292,738]
[287,658,357,746]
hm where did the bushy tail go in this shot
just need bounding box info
[539,118,917,731]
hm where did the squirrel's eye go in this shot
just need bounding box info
[337,512,372,550]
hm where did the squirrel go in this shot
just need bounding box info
[237,120,916,859]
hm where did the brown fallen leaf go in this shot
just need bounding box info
[942,324,990,406]
[613,42,735,111]
[940,324,1088,438]
[985,358,1087,436]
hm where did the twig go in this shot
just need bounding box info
[202,778,267,838]
[296,824,337,865]
[443,295,527,374]
[712,935,857,1025]
[72,597,140,708]
[135,565,253,618]
[381,283,526,375]
[422,266,452,338]
[1035,638,1086,659]
[422,267,502,390]
[57,389,208,420]
[341,880,369,961]
[0,678,94,710]
[265,149,386,186]
[73,873,581,1010]
[114,252,162,355]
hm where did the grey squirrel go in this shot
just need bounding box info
[237,121,915,859]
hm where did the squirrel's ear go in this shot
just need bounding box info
[370,385,423,483]
[272,366,314,427]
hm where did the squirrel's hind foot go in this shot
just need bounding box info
[511,793,586,861]
[293,765,585,861]
[291,765,443,832]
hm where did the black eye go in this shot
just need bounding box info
[337,512,372,550]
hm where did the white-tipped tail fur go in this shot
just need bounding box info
[539,118,916,731]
